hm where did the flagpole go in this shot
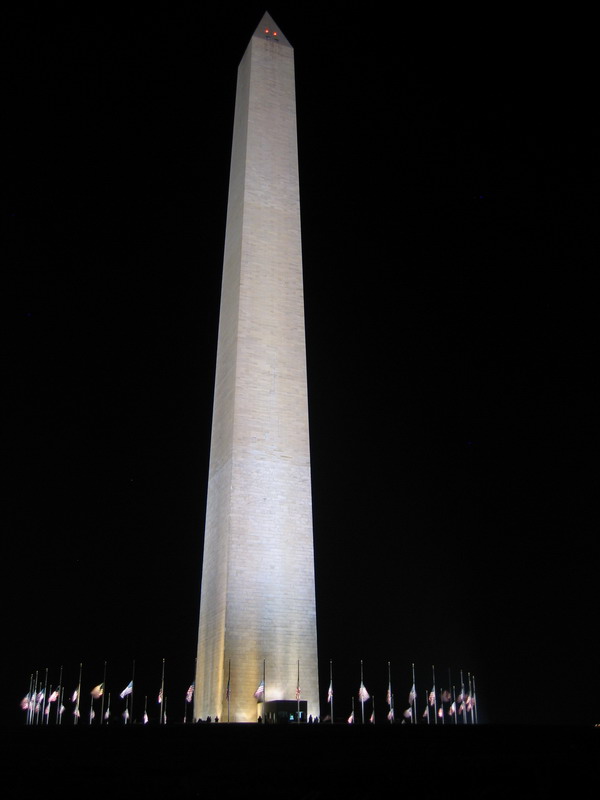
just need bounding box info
[188,656,197,724]
[41,667,48,723]
[158,658,165,725]
[30,671,36,725]
[100,661,107,724]
[432,665,437,725]
[453,684,457,725]
[45,684,52,725]
[75,662,82,725]
[59,685,65,725]
[32,672,38,725]
[467,672,473,724]
[129,660,135,724]
[411,663,416,725]
[226,659,230,723]
[263,659,266,723]
[56,665,63,725]
[329,660,333,724]
[473,675,478,724]
[360,660,365,724]
[296,660,300,724]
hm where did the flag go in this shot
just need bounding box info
[104,708,110,720]
[120,681,133,699]
[226,679,231,701]
[370,710,375,723]
[36,690,45,704]
[403,708,412,719]
[158,689,163,704]
[59,705,65,717]
[20,695,30,710]
[441,690,451,703]
[74,708,80,718]
[254,681,264,700]
[91,684,104,699]
[387,708,394,722]
[296,685,301,701]
[49,689,60,703]
[408,684,416,704]
[123,708,129,721]
[428,690,435,707]
[143,712,149,724]
[186,683,194,703]
[423,705,429,719]
[449,702,456,716]
[347,711,354,724]
[327,682,333,703]
[386,685,391,706]
[438,707,443,718]
[71,689,78,703]
[358,682,370,702]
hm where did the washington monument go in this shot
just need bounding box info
[195,13,319,722]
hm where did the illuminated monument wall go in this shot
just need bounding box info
[195,13,319,722]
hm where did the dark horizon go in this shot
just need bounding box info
[6,4,596,729]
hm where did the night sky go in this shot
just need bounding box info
[6,4,596,727]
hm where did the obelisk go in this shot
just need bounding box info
[195,13,319,722]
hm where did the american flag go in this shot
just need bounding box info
[120,681,133,699]
[358,682,370,702]
[186,683,194,703]
[254,681,264,700]
[327,682,333,703]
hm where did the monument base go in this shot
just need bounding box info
[259,700,309,724]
